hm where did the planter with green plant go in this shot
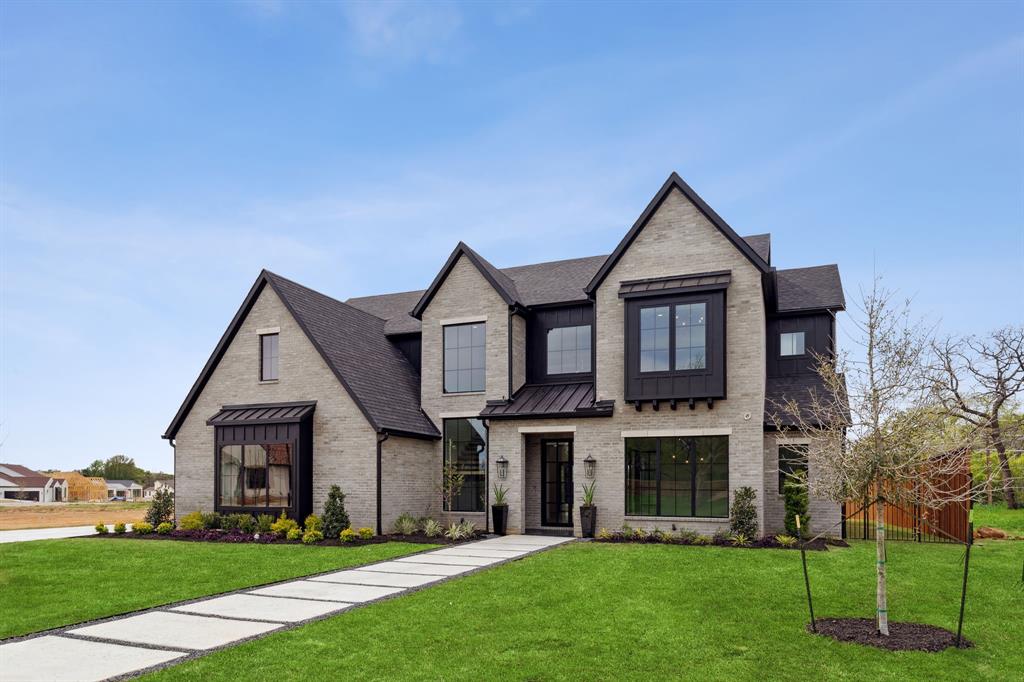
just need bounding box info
[491,484,509,535]
[579,481,597,538]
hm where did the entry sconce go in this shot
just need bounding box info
[496,455,509,480]
[584,454,597,479]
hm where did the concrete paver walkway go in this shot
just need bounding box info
[0,534,572,681]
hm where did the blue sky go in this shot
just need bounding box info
[2,1,1022,472]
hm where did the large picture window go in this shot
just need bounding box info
[547,325,591,375]
[444,323,485,393]
[443,418,486,512]
[625,435,728,517]
[219,443,292,508]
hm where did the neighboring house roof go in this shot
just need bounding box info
[480,382,614,420]
[106,480,142,488]
[410,242,523,319]
[586,172,772,296]
[163,270,439,441]
[0,463,52,488]
[775,265,845,312]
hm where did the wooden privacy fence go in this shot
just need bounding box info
[841,465,972,544]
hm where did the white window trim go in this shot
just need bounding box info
[620,428,732,438]
[256,327,280,335]
[517,425,577,434]
[439,316,487,327]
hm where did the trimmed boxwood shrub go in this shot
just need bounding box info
[156,521,174,535]
[113,522,127,535]
[301,529,324,544]
[95,523,108,534]
[179,511,204,531]
[133,521,154,535]
[339,528,357,543]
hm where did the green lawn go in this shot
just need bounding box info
[974,502,1024,536]
[145,540,1022,681]
[0,538,433,639]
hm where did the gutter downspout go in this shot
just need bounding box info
[507,306,514,401]
[376,431,389,535]
[167,438,177,522]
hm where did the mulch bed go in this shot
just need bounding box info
[594,533,847,551]
[89,530,480,546]
[809,618,971,651]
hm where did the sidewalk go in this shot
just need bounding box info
[0,524,133,544]
[0,534,573,681]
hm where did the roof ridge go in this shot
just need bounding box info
[500,253,609,272]
[264,270,387,327]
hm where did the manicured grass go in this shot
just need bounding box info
[0,538,433,639]
[974,502,1024,536]
[146,540,1021,681]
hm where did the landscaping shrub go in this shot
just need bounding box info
[270,511,298,537]
[393,513,417,535]
[156,522,174,535]
[712,529,731,545]
[444,522,466,540]
[179,511,205,531]
[304,514,323,533]
[783,470,810,536]
[422,519,442,538]
[459,521,476,536]
[730,532,749,547]
[729,486,759,539]
[357,527,374,540]
[596,527,612,540]
[145,488,175,526]
[286,527,302,541]
[322,485,351,539]
[221,513,251,531]
[238,515,257,534]
[339,528,357,543]
[256,514,275,533]
[133,522,154,535]
[692,534,711,545]
[678,529,699,543]
[113,522,127,535]
[775,534,797,547]
[200,511,222,530]
[302,530,324,545]
[95,523,108,534]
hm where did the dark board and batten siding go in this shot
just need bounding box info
[766,312,834,377]
[525,304,595,385]
[391,333,422,376]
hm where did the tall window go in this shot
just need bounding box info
[625,436,728,517]
[443,418,486,512]
[444,323,485,393]
[778,444,808,493]
[260,333,279,381]
[780,331,805,356]
[547,325,592,375]
[219,443,292,508]
[640,302,706,373]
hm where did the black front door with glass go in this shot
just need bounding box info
[541,440,573,527]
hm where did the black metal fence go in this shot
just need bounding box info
[841,497,971,544]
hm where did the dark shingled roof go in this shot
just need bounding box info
[765,373,848,427]
[344,290,424,335]
[743,233,771,264]
[776,265,845,312]
[480,382,614,420]
[266,272,439,438]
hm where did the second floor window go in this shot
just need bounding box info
[260,333,279,381]
[780,331,806,356]
[547,325,591,375]
[640,302,706,373]
[444,322,485,393]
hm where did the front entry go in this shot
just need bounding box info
[541,440,573,527]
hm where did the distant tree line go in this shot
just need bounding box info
[79,455,172,486]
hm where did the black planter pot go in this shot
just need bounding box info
[491,505,509,536]
[579,505,597,538]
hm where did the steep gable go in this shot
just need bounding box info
[411,242,522,319]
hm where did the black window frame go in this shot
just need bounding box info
[442,322,486,394]
[259,333,279,381]
[635,294,714,378]
[779,331,806,358]
[624,435,729,518]
[778,443,809,494]
[216,439,297,514]
[545,324,593,377]
[442,417,487,513]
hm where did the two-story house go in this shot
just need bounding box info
[164,172,844,537]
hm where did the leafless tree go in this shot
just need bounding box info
[930,326,1024,509]
[769,277,984,636]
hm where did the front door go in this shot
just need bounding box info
[541,440,573,527]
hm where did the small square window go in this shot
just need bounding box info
[260,333,279,381]
[780,331,805,357]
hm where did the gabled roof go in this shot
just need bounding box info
[410,242,522,319]
[106,479,142,488]
[743,233,771,264]
[775,265,845,312]
[0,463,44,479]
[163,271,439,441]
[585,172,772,296]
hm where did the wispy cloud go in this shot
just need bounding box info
[341,0,462,65]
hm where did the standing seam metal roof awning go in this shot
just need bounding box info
[480,382,614,420]
[618,271,731,298]
[207,401,316,426]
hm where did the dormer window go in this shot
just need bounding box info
[260,333,279,381]
[780,331,805,357]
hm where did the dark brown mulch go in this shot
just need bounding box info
[88,531,479,546]
[809,618,971,651]
[594,534,846,551]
